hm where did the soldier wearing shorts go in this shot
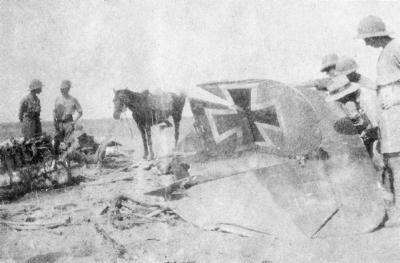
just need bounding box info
[357,15,400,226]
[53,80,83,155]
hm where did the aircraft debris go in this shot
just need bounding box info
[104,195,179,230]
[168,79,386,240]
[0,217,71,231]
[94,223,128,258]
[0,127,125,201]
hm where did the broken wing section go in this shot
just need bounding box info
[171,80,385,239]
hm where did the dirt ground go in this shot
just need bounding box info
[1,121,400,263]
[1,155,400,263]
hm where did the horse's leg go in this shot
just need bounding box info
[173,117,180,147]
[138,124,149,159]
[172,96,185,147]
[146,125,155,160]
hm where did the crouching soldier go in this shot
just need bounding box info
[326,56,379,157]
[19,79,43,140]
[54,80,83,155]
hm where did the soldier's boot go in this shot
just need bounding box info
[385,155,400,228]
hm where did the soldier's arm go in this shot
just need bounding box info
[392,44,400,104]
[53,100,57,121]
[73,98,83,123]
[297,78,331,91]
[18,99,27,122]
[381,44,400,109]
[53,100,59,131]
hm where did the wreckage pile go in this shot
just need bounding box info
[0,134,73,200]
[0,129,115,201]
[0,134,54,172]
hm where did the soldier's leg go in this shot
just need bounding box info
[35,118,42,137]
[54,123,66,156]
[64,122,75,141]
[385,153,400,226]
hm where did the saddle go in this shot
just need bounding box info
[146,90,173,112]
[143,90,174,124]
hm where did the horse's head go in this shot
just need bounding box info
[112,89,127,120]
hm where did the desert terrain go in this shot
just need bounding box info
[0,117,400,263]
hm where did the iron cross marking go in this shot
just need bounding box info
[204,84,284,148]
[249,101,283,148]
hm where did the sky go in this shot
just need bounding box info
[0,0,400,122]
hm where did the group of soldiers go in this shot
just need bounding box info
[18,79,83,155]
[307,15,400,227]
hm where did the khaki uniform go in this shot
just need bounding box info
[358,76,379,127]
[18,94,42,139]
[376,40,400,154]
[54,95,82,154]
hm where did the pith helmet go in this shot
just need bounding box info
[321,54,338,72]
[29,79,43,91]
[326,75,359,102]
[356,15,393,39]
[335,57,359,76]
[60,80,72,90]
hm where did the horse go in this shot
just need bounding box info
[112,89,186,160]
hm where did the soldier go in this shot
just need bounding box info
[326,74,378,155]
[356,15,400,226]
[299,53,338,90]
[328,56,378,126]
[19,79,43,139]
[326,57,384,162]
[53,80,83,155]
[320,53,339,78]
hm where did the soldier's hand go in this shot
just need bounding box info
[381,96,400,109]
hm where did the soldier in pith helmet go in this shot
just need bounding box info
[53,80,83,155]
[19,79,43,139]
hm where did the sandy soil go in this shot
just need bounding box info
[1,155,400,263]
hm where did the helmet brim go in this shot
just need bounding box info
[325,86,360,102]
[320,64,335,72]
[354,30,394,39]
[29,85,44,91]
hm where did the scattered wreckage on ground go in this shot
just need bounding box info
[0,129,122,201]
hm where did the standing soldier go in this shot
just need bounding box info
[356,15,400,226]
[19,79,43,139]
[53,80,83,155]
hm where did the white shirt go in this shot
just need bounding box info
[377,40,400,86]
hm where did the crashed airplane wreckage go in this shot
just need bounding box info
[150,79,386,240]
[0,135,70,200]
[0,130,115,201]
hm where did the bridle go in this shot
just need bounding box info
[113,91,128,114]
